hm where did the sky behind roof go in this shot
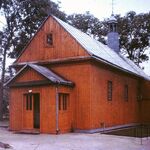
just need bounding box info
[52,0,150,75]
[1,0,150,75]
[54,0,150,20]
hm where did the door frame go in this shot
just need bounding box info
[23,92,40,129]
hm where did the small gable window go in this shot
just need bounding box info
[46,33,53,46]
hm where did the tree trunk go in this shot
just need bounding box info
[0,83,3,120]
[0,46,7,121]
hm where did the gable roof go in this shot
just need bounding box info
[52,16,150,80]
[14,15,150,80]
[5,64,74,87]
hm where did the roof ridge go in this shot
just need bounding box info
[52,15,149,80]
[13,15,149,81]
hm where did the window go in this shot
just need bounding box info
[63,95,67,110]
[124,85,128,101]
[137,83,142,101]
[59,93,69,111]
[46,33,53,46]
[107,81,112,101]
[25,94,32,110]
[110,24,113,31]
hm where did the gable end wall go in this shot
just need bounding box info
[16,16,89,63]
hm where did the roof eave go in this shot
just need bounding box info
[59,81,75,87]
[5,64,74,87]
[4,64,28,87]
[92,55,149,80]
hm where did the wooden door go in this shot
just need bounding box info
[58,93,71,132]
[23,93,33,129]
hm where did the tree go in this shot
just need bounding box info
[68,11,150,66]
[117,11,150,66]
[9,0,67,58]
[0,0,67,120]
[0,0,17,120]
[67,11,107,43]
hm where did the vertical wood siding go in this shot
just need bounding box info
[14,68,45,83]
[9,14,150,134]
[10,62,92,132]
[141,80,150,123]
[16,16,89,63]
[10,86,73,133]
[49,62,91,130]
[90,62,141,129]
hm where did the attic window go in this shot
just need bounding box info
[46,33,53,46]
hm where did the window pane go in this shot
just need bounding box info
[25,94,32,110]
[124,85,128,101]
[47,34,53,45]
[59,93,69,111]
[59,94,61,110]
[63,95,66,110]
[26,95,29,110]
[108,81,112,101]
[29,94,32,110]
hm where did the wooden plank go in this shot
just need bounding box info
[16,16,89,64]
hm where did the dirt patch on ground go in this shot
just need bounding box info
[0,142,12,149]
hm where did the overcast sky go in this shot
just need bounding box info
[53,0,150,20]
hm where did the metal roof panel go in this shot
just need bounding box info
[5,64,74,86]
[53,16,150,80]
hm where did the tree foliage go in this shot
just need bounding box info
[0,0,66,119]
[67,11,107,43]
[117,11,150,66]
[7,0,67,58]
[0,0,66,80]
[0,0,150,120]
[68,11,150,66]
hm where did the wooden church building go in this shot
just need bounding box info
[6,14,150,134]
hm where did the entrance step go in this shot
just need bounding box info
[14,129,40,135]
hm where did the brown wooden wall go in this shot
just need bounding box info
[9,85,74,134]
[47,61,144,130]
[9,14,150,134]
[14,68,45,83]
[49,62,92,130]
[10,60,150,133]
[16,16,89,63]
[90,62,141,129]
[9,62,92,133]
[141,80,150,123]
